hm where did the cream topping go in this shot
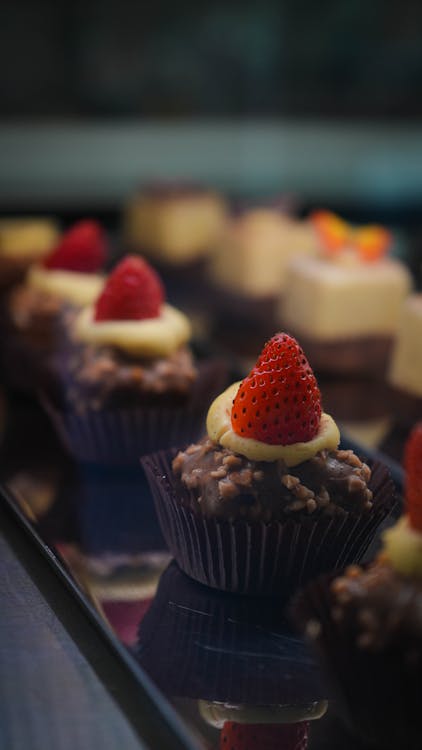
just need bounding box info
[382,516,422,576]
[28,265,105,307]
[73,303,191,357]
[198,700,328,729]
[0,219,59,259]
[206,382,340,466]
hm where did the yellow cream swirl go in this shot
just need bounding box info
[198,700,328,728]
[73,303,192,357]
[382,516,422,576]
[206,381,340,466]
[28,265,104,307]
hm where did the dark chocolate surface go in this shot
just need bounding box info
[173,437,373,522]
[330,562,422,650]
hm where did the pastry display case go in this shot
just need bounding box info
[1,2,421,748]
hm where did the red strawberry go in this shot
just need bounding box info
[43,220,107,272]
[231,333,322,445]
[220,721,309,750]
[94,255,164,321]
[404,423,422,532]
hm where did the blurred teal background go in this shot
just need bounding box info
[0,0,421,220]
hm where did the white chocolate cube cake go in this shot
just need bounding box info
[282,255,412,341]
[124,185,227,264]
[209,209,317,298]
[389,294,422,398]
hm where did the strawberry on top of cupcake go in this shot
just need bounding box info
[173,333,374,523]
[74,254,191,358]
[381,423,422,575]
[27,219,107,307]
[5,220,108,357]
[62,255,196,412]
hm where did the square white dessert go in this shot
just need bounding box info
[281,255,412,340]
[209,210,317,297]
[389,294,422,397]
[124,190,227,263]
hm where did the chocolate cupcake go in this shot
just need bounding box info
[43,255,226,465]
[293,423,422,750]
[142,333,396,595]
[281,211,412,376]
[0,220,107,391]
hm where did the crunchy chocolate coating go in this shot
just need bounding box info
[59,344,198,412]
[172,438,373,522]
[330,563,422,651]
[7,284,74,349]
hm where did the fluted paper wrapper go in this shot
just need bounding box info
[293,574,422,750]
[141,450,396,596]
[41,360,226,466]
[137,560,324,704]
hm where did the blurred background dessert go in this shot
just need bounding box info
[0,218,60,292]
[208,207,318,359]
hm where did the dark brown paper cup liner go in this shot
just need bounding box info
[137,560,325,704]
[292,574,422,750]
[141,451,397,596]
[41,359,227,466]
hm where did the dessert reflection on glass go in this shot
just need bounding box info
[0,217,60,292]
[1,220,107,391]
[203,701,327,750]
[137,560,328,750]
[142,333,395,595]
[281,211,412,375]
[42,255,225,465]
[294,423,422,750]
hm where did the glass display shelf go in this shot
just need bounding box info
[0,391,404,750]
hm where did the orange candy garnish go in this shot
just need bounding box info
[404,423,422,532]
[310,210,391,262]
